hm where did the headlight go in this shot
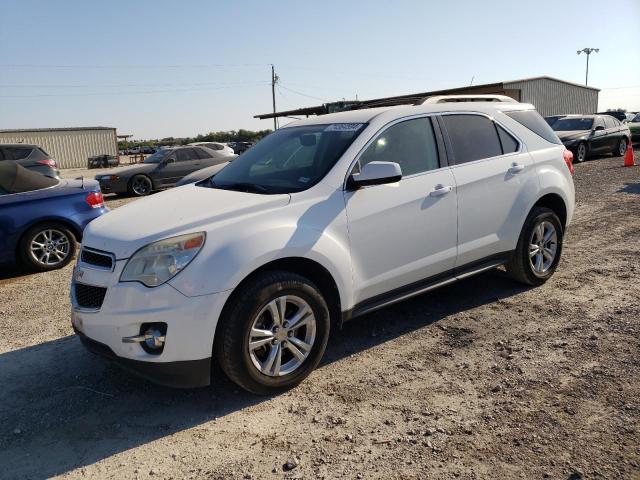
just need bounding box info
[120,232,206,287]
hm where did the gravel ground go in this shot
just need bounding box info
[0,152,639,479]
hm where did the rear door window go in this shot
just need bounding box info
[441,114,502,164]
[505,110,563,145]
[603,116,616,129]
[4,147,32,160]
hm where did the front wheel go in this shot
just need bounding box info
[215,271,330,395]
[613,137,627,157]
[506,207,563,286]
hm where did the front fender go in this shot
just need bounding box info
[169,224,354,309]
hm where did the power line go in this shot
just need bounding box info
[0,80,272,89]
[0,63,270,69]
[0,82,270,98]
[278,84,329,102]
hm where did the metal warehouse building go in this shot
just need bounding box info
[0,127,118,169]
[256,76,599,120]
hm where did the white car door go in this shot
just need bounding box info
[344,116,458,305]
[439,113,535,267]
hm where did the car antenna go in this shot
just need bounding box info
[81,175,84,189]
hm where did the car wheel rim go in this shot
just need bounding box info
[528,221,558,275]
[248,295,316,377]
[29,229,70,267]
[619,139,627,156]
[133,177,150,195]
[577,144,586,162]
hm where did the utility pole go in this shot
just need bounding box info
[577,48,599,86]
[271,64,278,131]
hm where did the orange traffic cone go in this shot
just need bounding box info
[624,140,635,167]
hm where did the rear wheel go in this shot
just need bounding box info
[506,207,563,286]
[575,142,587,163]
[215,271,330,395]
[128,174,153,197]
[613,137,627,157]
[19,222,76,272]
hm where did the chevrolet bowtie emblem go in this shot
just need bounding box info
[75,269,84,281]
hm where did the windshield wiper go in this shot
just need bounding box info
[210,180,270,194]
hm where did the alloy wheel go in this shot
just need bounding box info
[132,177,151,195]
[29,229,71,267]
[619,139,627,156]
[248,295,316,377]
[528,221,558,275]
[577,143,587,162]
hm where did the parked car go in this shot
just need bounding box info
[549,114,631,162]
[597,111,628,123]
[0,162,107,271]
[87,154,119,169]
[0,143,59,178]
[228,141,254,154]
[189,142,235,156]
[544,115,564,127]
[94,146,231,197]
[627,113,640,143]
[141,146,156,155]
[72,95,574,393]
[175,156,236,187]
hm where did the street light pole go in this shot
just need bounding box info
[577,48,599,86]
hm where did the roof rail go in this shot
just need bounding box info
[417,94,519,105]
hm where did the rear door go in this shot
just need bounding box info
[439,112,535,267]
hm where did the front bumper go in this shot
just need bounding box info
[75,328,211,388]
[70,258,232,388]
[97,178,127,194]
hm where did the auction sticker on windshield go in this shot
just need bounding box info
[324,123,364,132]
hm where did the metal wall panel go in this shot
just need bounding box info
[504,78,598,116]
[0,129,117,169]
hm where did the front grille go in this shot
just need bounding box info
[74,283,107,310]
[81,248,114,270]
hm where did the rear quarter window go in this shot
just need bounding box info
[505,110,562,145]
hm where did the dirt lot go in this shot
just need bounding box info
[1,153,639,480]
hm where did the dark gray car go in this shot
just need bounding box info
[95,146,233,197]
[0,144,60,178]
[175,157,236,187]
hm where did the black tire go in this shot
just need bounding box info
[574,142,587,163]
[18,222,76,272]
[215,271,330,395]
[613,137,627,157]
[506,207,563,286]
[128,174,153,197]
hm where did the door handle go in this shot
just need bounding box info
[508,163,525,174]
[430,184,453,197]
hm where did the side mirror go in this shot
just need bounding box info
[348,161,402,189]
[594,125,605,131]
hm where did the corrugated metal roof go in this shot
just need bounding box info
[0,126,116,134]
[504,76,600,91]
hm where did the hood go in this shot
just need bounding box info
[83,184,291,258]
[556,130,590,141]
[94,163,156,178]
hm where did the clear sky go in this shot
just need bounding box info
[1,0,639,139]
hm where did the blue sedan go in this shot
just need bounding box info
[0,162,108,271]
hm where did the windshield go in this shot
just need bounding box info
[551,117,594,131]
[143,149,170,164]
[208,123,366,194]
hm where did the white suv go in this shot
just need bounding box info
[71,95,575,394]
